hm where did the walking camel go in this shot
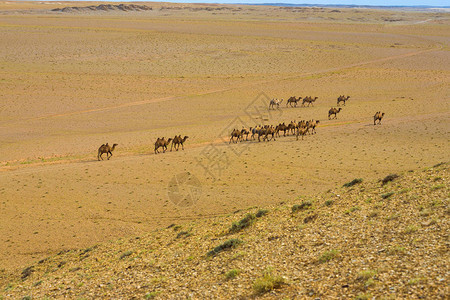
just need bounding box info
[373,112,385,125]
[97,143,118,160]
[337,95,350,106]
[269,98,283,110]
[155,137,173,154]
[302,96,318,107]
[328,107,342,119]
[171,135,189,151]
[229,129,242,144]
[286,96,301,107]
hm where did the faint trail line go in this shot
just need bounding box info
[0,46,441,128]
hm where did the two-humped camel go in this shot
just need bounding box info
[328,107,342,119]
[171,135,189,151]
[269,98,283,109]
[155,137,173,154]
[337,95,350,106]
[302,96,318,107]
[286,96,301,107]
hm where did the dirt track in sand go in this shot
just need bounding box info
[0,2,449,270]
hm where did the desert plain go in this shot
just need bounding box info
[0,1,448,275]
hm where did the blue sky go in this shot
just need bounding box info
[129,0,448,6]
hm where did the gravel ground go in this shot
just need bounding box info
[1,162,448,299]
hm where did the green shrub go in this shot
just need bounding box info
[343,178,363,187]
[145,291,160,299]
[253,269,286,294]
[325,200,333,206]
[119,251,133,259]
[381,192,394,199]
[225,269,241,279]
[292,201,312,213]
[207,239,242,257]
[318,250,339,263]
[381,174,399,185]
[255,209,269,218]
[230,214,256,233]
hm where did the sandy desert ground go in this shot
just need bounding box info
[0,1,448,271]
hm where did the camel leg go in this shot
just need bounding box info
[107,151,112,160]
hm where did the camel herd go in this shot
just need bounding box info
[155,135,189,154]
[229,118,321,144]
[270,96,320,109]
[97,94,385,160]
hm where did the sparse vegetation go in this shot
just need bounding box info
[381,174,399,185]
[355,293,372,300]
[381,192,395,199]
[253,268,286,294]
[344,206,360,214]
[325,200,333,206]
[404,225,418,234]
[431,184,444,191]
[229,213,256,233]
[255,209,269,218]
[144,291,160,299]
[387,245,406,255]
[357,269,377,281]
[119,251,133,259]
[207,239,242,257]
[343,178,363,187]
[318,250,339,263]
[292,201,312,213]
[225,269,241,279]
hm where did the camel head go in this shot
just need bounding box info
[111,143,118,150]
[167,138,173,143]
[381,113,385,117]
[338,108,342,112]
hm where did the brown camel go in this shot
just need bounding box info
[97,143,118,160]
[275,123,288,137]
[302,96,318,107]
[261,125,276,142]
[251,126,262,140]
[229,129,242,144]
[328,107,342,119]
[155,137,173,154]
[287,120,297,135]
[241,127,251,141]
[171,135,189,151]
[307,120,320,134]
[373,111,385,125]
[296,126,308,140]
[286,96,301,107]
[337,95,350,106]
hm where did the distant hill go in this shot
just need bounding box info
[51,4,153,13]
[242,3,450,9]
